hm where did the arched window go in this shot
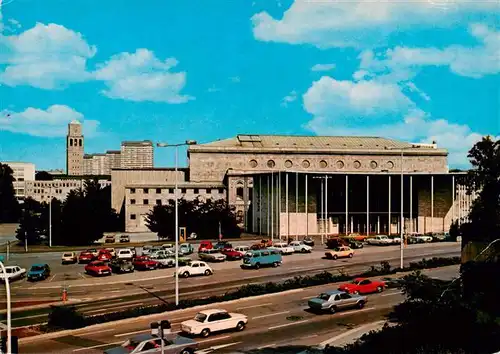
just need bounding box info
[69,139,73,147]
[236,187,244,199]
[79,139,82,146]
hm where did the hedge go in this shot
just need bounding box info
[46,256,460,331]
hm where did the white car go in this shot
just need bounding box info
[0,266,26,282]
[150,254,175,268]
[181,309,247,337]
[289,241,313,253]
[234,245,250,254]
[269,242,295,255]
[150,249,175,258]
[409,233,433,243]
[177,261,213,278]
[117,249,134,260]
[104,248,116,258]
[367,235,393,246]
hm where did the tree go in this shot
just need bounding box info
[35,171,53,181]
[15,197,44,244]
[0,163,20,222]
[145,197,241,240]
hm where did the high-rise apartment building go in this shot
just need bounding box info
[66,120,84,175]
[106,150,122,171]
[83,154,109,175]
[120,141,154,169]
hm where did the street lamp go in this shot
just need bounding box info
[0,261,11,354]
[156,140,197,306]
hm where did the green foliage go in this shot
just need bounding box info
[47,305,85,330]
[0,163,20,222]
[15,197,45,244]
[448,220,460,239]
[46,257,460,330]
[145,197,241,239]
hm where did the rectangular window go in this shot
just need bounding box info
[156,199,162,205]
[168,188,174,194]
[143,188,149,194]
[130,199,136,205]
[181,188,186,194]
[130,214,136,220]
[143,199,149,205]
[155,188,161,194]
[130,188,136,194]
[193,188,199,194]
[218,188,224,194]
[206,188,212,194]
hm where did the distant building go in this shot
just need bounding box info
[25,179,111,203]
[120,140,154,169]
[66,121,84,175]
[3,162,35,201]
[83,154,109,175]
[45,169,65,176]
[106,150,122,171]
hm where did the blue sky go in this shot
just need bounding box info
[0,0,498,169]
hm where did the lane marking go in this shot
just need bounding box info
[198,335,231,344]
[49,275,56,282]
[115,329,149,337]
[268,320,310,330]
[237,302,272,310]
[252,310,290,320]
[303,334,318,339]
[257,343,276,349]
[85,301,146,315]
[319,320,385,347]
[78,273,86,279]
[73,340,123,352]
[337,306,376,316]
[81,328,116,336]
[382,291,403,297]
[301,295,314,300]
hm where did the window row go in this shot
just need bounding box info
[69,138,83,147]
[31,189,64,194]
[32,182,80,188]
[129,187,225,195]
[249,159,396,170]
[129,196,216,206]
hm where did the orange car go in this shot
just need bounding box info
[251,239,272,250]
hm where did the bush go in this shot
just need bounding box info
[47,305,85,329]
[46,256,461,331]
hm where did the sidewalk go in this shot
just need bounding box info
[318,320,390,348]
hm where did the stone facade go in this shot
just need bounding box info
[66,121,84,176]
[25,179,111,203]
[4,161,35,201]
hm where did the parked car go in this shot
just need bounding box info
[234,245,250,254]
[104,333,198,354]
[303,237,315,247]
[198,240,213,252]
[408,233,433,243]
[179,243,194,255]
[120,235,130,243]
[181,309,247,337]
[348,240,364,249]
[346,233,368,242]
[381,277,405,289]
[269,242,295,255]
[388,235,401,244]
[151,249,175,258]
[105,235,115,244]
[61,252,77,264]
[188,232,198,240]
[0,266,26,282]
[214,241,232,250]
[241,249,282,269]
[27,264,51,282]
[109,259,134,274]
[177,261,213,278]
[162,243,175,251]
[199,249,226,262]
[84,261,112,276]
[366,235,393,246]
[97,250,113,262]
[86,248,99,257]
[117,248,134,260]
[133,256,159,271]
[142,245,154,256]
[78,251,94,263]
[105,248,116,258]
[288,240,313,253]
[325,246,354,260]
[308,290,367,314]
[251,239,272,250]
[220,248,244,261]
[338,278,386,294]
[150,254,175,268]
[326,237,349,249]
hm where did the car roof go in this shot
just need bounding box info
[31,263,47,267]
[131,333,156,342]
[353,277,367,281]
[198,309,227,315]
[323,290,345,296]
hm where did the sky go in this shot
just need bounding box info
[0,0,499,170]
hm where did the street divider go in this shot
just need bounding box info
[45,256,460,331]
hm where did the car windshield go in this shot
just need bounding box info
[194,313,207,322]
[352,279,361,285]
[93,262,105,267]
[122,339,140,349]
[30,266,44,271]
[63,253,73,257]
[318,293,330,300]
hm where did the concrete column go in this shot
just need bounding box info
[286,172,289,240]
[350,216,354,234]
[278,172,281,240]
[271,172,274,241]
[305,174,308,237]
[377,216,380,234]
[388,176,391,235]
[345,175,348,234]
[320,178,324,238]
[431,175,434,233]
[267,175,270,236]
[243,177,248,231]
[451,176,455,224]
[325,175,328,242]
[410,176,413,234]
[295,172,299,240]
[259,175,262,235]
[366,175,370,235]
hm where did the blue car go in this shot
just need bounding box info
[241,249,282,269]
[27,263,51,282]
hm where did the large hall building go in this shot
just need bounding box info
[112,135,474,236]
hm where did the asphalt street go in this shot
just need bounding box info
[0,242,459,329]
[18,265,459,353]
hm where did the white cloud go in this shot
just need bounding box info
[281,90,297,107]
[230,76,241,83]
[303,76,495,167]
[252,0,497,49]
[359,24,500,79]
[93,48,193,103]
[0,23,96,88]
[404,82,431,102]
[311,63,335,72]
[0,105,99,137]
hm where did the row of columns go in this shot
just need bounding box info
[252,172,466,240]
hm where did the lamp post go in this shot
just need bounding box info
[156,140,197,306]
[0,261,11,354]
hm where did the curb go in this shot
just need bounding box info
[318,320,386,348]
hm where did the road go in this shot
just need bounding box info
[1,242,459,329]
[18,265,459,353]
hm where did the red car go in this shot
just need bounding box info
[220,248,244,261]
[78,251,94,264]
[85,261,111,276]
[133,256,158,271]
[97,250,112,262]
[198,241,213,252]
[338,278,385,294]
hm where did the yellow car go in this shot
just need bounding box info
[325,246,354,260]
[61,252,78,264]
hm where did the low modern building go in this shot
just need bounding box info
[3,161,35,201]
[113,134,474,234]
[25,179,111,203]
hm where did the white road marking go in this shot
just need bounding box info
[268,320,310,330]
[382,291,403,297]
[49,275,56,282]
[301,295,314,300]
[195,341,242,353]
[72,340,123,352]
[237,302,272,310]
[198,335,231,344]
[319,320,385,347]
[257,344,276,349]
[84,301,146,314]
[78,273,86,279]
[337,307,376,316]
[252,310,290,319]
[303,334,318,339]
[81,328,116,335]
[115,329,179,337]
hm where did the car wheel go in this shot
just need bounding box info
[301,248,307,253]
[200,328,210,337]
[332,254,338,260]
[357,301,365,309]
[272,262,279,268]
[183,272,190,278]
[180,349,193,354]
[348,253,353,258]
[204,269,212,276]
[329,306,337,314]
[255,263,260,270]
[377,286,383,293]
[236,321,246,331]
